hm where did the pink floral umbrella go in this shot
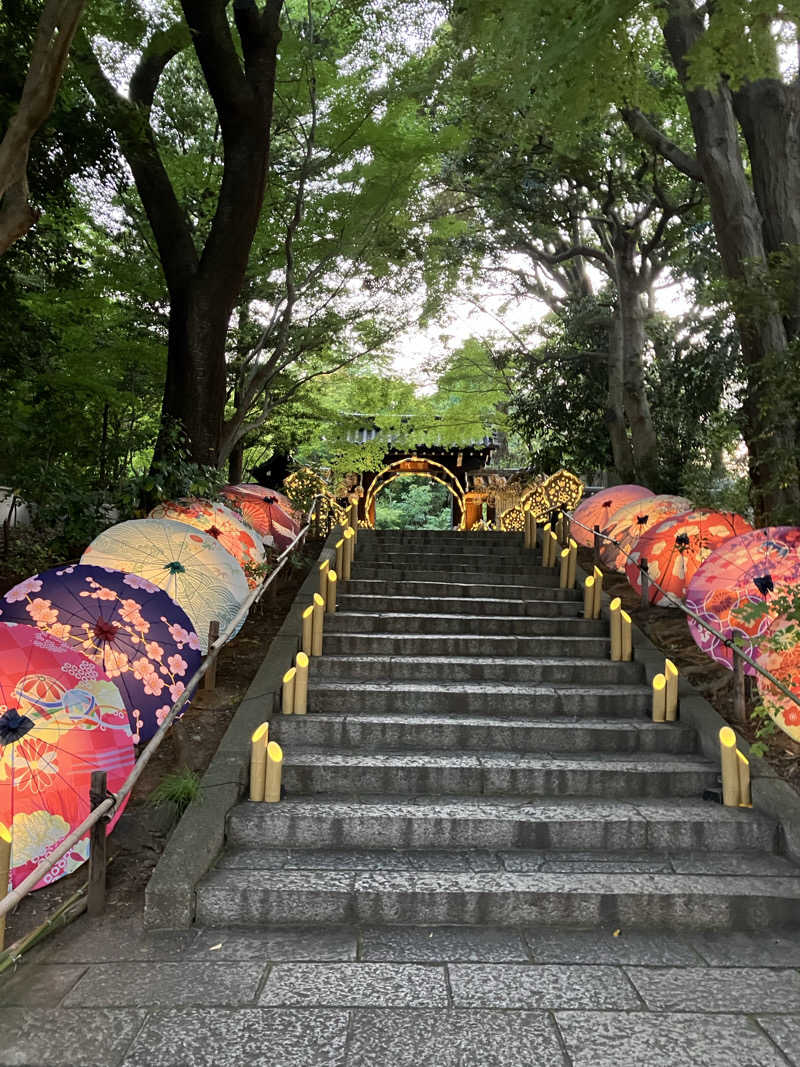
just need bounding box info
[598,494,692,572]
[571,485,654,548]
[149,498,265,588]
[1,565,202,743]
[756,633,800,743]
[0,622,134,890]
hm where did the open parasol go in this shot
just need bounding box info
[571,485,654,548]
[81,519,249,653]
[149,498,265,588]
[0,622,134,890]
[625,509,753,606]
[225,484,300,522]
[1,565,203,743]
[598,494,692,572]
[221,487,299,551]
[756,634,800,744]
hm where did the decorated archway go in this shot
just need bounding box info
[363,457,467,529]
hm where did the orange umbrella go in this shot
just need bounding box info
[225,484,301,522]
[571,485,654,548]
[599,494,692,572]
[625,509,753,605]
[221,488,299,551]
[756,635,800,743]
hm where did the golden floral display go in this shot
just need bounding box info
[521,482,551,523]
[283,468,349,528]
[500,506,526,532]
[544,469,584,512]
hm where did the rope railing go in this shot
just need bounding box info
[0,495,323,922]
[559,508,800,712]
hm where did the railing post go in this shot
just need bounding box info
[639,559,650,616]
[87,771,108,917]
[202,620,220,690]
[733,655,746,724]
[593,525,601,566]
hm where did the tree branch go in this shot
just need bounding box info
[620,107,704,181]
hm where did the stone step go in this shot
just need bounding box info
[272,712,696,755]
[279,749,716,798]
[321,632,612,658]
[352,566,558,586]
[195,864,800,929]
[346,577,575,597]
[310,655,643,685]
[336,594,583,617]
[306,680,651,717]
[325,612,605,637]
[355,552,545,570]
[359,541,532,557]
[372,532,523,545]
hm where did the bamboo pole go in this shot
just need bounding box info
[559,546,570,589]
[249,723,269,801]
[265,741,283,803]
[719,726,740,807]
[335,538,344,577]
[609,597,622,661]
[318,558,330,598]
[652,673,667,722]
[620,609,632,661]
[583,576,595,619]
[282,666,296,715]
[326,569,338,613]
[311,592,325,656]
[665,659,679,721]
[301,604,314,656]
[294,651,309,716]
[592,566,603,620]
[350,501,359,542]
[567,539,577,589]
[524,511,532,549]
[541,522,551,565]
[343,527,354,580]
[737,750,752,807]
[548,530,559,569]
[0,823,10,950]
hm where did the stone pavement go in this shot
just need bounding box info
[2,915,800,1065]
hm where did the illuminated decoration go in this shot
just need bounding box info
[521,482,551,523]
[469,519,496,532]
[82,519,249,653]
[1,565,203,743]
[363,457,466,529]
[221,487,299,552]
[625,510,753,606]
[544,469,584,513]
[0,622,134,890]
[283,468,348,529]
[686,526,800,674]
[225,484,300,522]
[599,495,692,572]
[149,498,264,588]
[500,506,526,532]
[572,485,654,548]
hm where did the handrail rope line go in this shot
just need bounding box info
[563,509,800,710]
[0,495,324,920]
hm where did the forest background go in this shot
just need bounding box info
[2,0,798,564]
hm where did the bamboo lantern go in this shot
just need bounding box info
[583,576,595,619]
[541,523,552,565]
[335,538,344,577]
[548,530,559,569]
[0,822,11,949]
[567,539,577,589]
[343,527,354,580]
[559,547,570,589]
[592,565,603,619]
[265,741,283,803]
[301,604,314,656]
[249,723,269,801]
[311,592,325,656]
[620,609,632,661]
[349,501,359,541]
[326,569,338,613]
[737,750,752,807]
[282,666,296,715]
[652,672,667,722]
[524,511,533,549]
[294,651,309,716]
[719,726,740,807]
[665,658,679,721]
[318,558,330,598]
[609,596,622,661]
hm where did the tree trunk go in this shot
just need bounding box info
[662,1,800,522]
[605,316,636,482]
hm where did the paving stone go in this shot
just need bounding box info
[627,965,800,1013]
[524,928,702,966]
[259,962,448,1007]
[0,963,87,1006]
[188,926,358,961]
[346,1009,567,1066]
[0,1008,146,1067]
[555,1011,790,1067]
[448,963,640,1009]
[359,926,529,962]
[62,961,265,1008]
[503,850,673,874]
[120,1008,348,1067]
[756,1015,800,1066]
[669,852,799,875]
[41,916,197,963]
[692,931,800,967]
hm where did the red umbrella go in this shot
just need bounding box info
[625,509,753,606]
[221,488,299,551]
[225,484,300,522]
[599,494,692,572]
[756,633,800,743]
[571,485,654,548]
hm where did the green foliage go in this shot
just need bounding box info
[148,767,203,821]
[374,476,453,529]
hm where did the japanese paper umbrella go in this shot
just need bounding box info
[81,519,249,653]
[225,483,300,522]
[625,509,754,606]
[756,631,800,743]
[0,622,134,890]
[686,526,800,673]
[149,498,265,589]
[571,484,654,548]
[221,488,299,551]
[0,565,203,744]
[598,494,692,572]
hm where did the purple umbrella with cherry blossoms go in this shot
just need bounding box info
[0,565,203,744]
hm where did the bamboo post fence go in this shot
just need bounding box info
[326,569,338,613]
[541,523,551,565]
[652,673,667,722]
[567,539,577,589]
[335,538,344,577]
[318,558,330,598]
[620,609,632,662]
[738,750,752,807]
[583,576,595,619]
[343,527,354,580]
[548,530,559,568]
[311,592,325,655]
[249,723,269,801]
[265,741,283,802]
[609,597,622,661]
[282,667,296,715]
[559,547,570,589]
[591,566,602,619]
[719,727,740,806]
[301,604,314,655]
[294,651,309,716]
[665,659,679,721]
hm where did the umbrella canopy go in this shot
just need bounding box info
[756,635,800,743]
[81,519,249,653]
[149,498,265,588]
[599,494,692,572]
[0,622,134,890]
[225,483,300,522]
[625,509,754,606]
[686,526,800,673]
[571,485,654,548]
[221,487,299,551]
[1,565,203,743]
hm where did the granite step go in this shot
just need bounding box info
[309,655,644,685]
[279,749,717,798]
[325,612,604,637]
[321,632,612,658]
[272,712,697,755]
[336,594,583,617]
[352,566,559,586]
[354,553,547,570]
[345,578,577,597]
[357,544,536,560]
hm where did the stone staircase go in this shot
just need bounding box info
[196,529,800,930]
